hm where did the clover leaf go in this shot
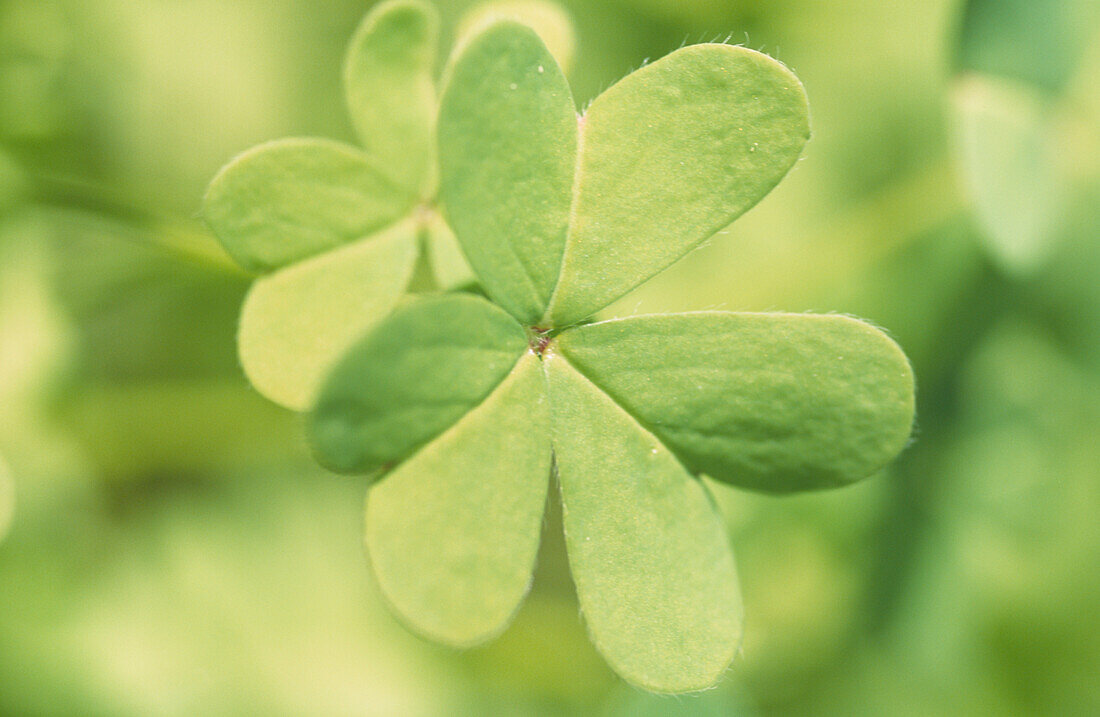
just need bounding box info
[203,0,572,410]
[201,1,439,410]
[307,19,915,692]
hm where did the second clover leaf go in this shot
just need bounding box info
[202,0,476,411]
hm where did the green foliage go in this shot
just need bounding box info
[422,211,476,289]
[310,294,528,475]
[201,0,590,411]
[438,25,809,327]
[204,137,416,273]
[951,78,1060,272]
[882,321,1100,714]
[275,10,914,692]
[0,0,67,140]
[344,0,438,198]
[5,0,1099,712]
[0,150,25,212]
[955,0,1095,93]
[951,0,1100,273]
[437,21,577,324]
[545,354,742,692]
[555,313,914,493]
[541,43,809,326]
[365,352,550,647]
[457,0,577,74]
[237,219,417,410]
[1030,193,1100,365]
[202,0,477,410]
[0,212,74,426]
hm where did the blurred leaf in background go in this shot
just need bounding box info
[950,0,1100,273]
[1,0,1099,714]
[876,321,1100,715]
[0,0,68,141]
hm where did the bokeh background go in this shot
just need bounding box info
[2,0,1098,714]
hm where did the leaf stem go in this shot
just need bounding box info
[28,172,246,276]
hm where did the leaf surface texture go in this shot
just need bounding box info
[555,312,915,492]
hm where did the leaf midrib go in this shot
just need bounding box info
[539,111,587,326]
[544,346,705,484]
[259,214,419,284]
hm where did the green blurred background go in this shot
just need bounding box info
[1,0,1098,714]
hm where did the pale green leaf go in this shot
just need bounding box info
[438,20,577,324]
[951,75,1062,273]
[344,0,439,197]
[308,293,527,474]
[956,0,1098,93]
[238,219,419,411]
[423,211,476,290]
[203,138,416,273]
[1032,189,1100,365]
[544,44,810,326]
[554,312,915,493]
[0,217,72,408]
[544,353,742,693]
[366,353,550,646]
[457,0,577,74]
